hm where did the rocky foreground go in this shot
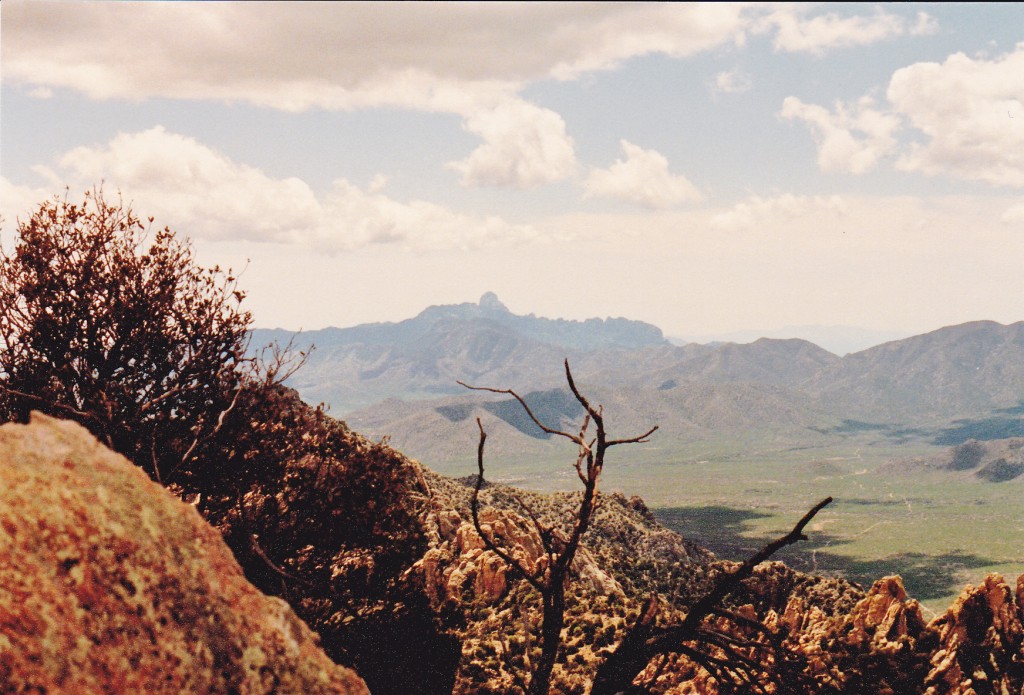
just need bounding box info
[0,414,367,694]
[2,408,1023,694]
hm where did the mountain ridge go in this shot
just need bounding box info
[251,296,1023,460]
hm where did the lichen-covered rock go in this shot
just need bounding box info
[924,574,1024,695]
[0,413,368,695]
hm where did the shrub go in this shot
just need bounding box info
[0,189,251,482]
[950,439,986,470]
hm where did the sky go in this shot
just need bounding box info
[2,2,1023,346]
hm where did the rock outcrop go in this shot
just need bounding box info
[923,573,1024,694]
[616,568,1024,694]
[9,404,1017,694]
[0,414,368,694]
[759,573,1024,694]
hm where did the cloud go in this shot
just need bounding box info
[0,5,735,193]
[780,96,900,174]
[3,5,946,108]
[713,69,752,95]
[447,100,577,188]
[1003,201,1024,224]
[10,127,537,252]
[1,3,749,111]
[2,4,957,192]
[784,43,1024,187]
[761,6,931,55]
[888,44,1024,187]
[0,178,56,249]
[710,194,848,231]
[0,177,54,223]
[909,11,940,37]
[584,140,702,209]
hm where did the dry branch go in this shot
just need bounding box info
[590,497,832,695]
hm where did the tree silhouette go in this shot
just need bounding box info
[461,359,657,695]
[0,188,252,482]
[463,361,831,694]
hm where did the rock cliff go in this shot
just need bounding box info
[0,414,368,695]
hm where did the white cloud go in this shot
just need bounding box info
[784,44,1024,187]
[761,6,919,55]
[909,11,940,37]
[367,174,389,194]
[710,194,848,231]
[888,44,1024,187]
[1,3,748,111]
[0,177,54,223]
[447,100,577,188]
[584,140,702,209]
[780,96,900,174]
[1003,201,1024,224]
[0,178,56,249]
[1,4,755,193]
[713,69,752,95]
[3,3,946,194]
[3,4,935,108]
[11,127,537,252]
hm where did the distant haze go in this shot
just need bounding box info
[675,326,913,356]
[3,4,1023,337]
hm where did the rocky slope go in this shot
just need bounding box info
[0,414,368,695]
[5,404,1023,694]
[202,389,1024,694]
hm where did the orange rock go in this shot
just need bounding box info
[846,576,925,655]
[0,414,368,694]
[924,574,1024,694]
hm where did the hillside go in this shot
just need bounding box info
[9,406,1024,694]
[252,292,667,413]
[805,320,1024,421]
[881,436,1024,482]
[256,297,1024,463]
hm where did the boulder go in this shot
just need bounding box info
[0,413,368,694]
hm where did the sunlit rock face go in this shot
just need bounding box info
[0,413,369,695]
[923,573,1024,694]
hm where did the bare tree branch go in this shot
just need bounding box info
[457,380,581,445]
[471,418,546,593]
[590,497,833,695]
[0,385,97,421]
[464,360,659,695]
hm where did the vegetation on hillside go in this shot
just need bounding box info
[4,190,1023,694]
[0,189,252,483]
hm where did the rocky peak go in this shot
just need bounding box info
[479,291,510,314]
[924,573,1024,693]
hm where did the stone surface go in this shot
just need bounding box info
[0,413,368,694]
[924,574,1024,695]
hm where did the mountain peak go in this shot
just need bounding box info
[479,291,508,314]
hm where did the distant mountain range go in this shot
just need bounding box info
[252,292,667,413]
[252,294,1024,462]
[676,325,911,357]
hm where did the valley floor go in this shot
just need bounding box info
[425,434,1024,615]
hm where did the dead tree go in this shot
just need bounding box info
[589,497,833,695]
[460,359,657,695]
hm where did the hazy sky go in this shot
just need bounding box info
[2,2,1022,339]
